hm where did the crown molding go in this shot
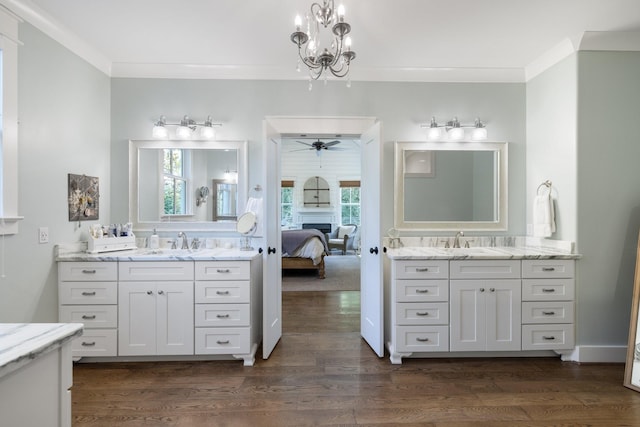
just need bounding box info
[0,0,111,75]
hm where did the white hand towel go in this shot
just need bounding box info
[533,193,556,237]
[244,197,263,237]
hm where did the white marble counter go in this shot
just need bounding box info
[386,245,580,260]
[55,245,261,262]
[0,323,83,379]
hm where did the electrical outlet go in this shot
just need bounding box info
[39,227,49,244]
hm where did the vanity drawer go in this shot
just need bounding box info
[395,279,449,303]
[58,262,117,281]
[522,302,574,324]
[195,281,250,303]
[195,327,250,354]
[119,261,194,281]
[195,261,251,281]
[70,329,117,357]
[522,279,575,301]
[394,260,449,279]
[195,303,250,327]
[395,303,448,326]
[450,260,521,279]
[522,324,574,350]
[522,260,574,278]
[59,305,118,328]
[59,282,117,305]
[395,326,449,352]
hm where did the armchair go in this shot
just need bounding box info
[325,224,358,255]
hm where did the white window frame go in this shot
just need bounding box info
[0,9,22,235]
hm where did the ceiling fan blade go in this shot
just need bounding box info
[295,141,314,147]
[289,147,315,152]
[323,140,341,147]
[326,147,349,151]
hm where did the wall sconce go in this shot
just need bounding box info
[224,168,238,182]
[152,115,222,140]
[421,116,488,141]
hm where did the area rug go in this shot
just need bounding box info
[282,254,360,291]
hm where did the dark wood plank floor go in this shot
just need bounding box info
[72,291,640,426]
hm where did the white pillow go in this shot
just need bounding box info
[337,225,356,239]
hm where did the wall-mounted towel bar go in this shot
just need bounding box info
[537,180,552,195]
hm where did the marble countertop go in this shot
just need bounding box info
[386,246,580,260]
[56,247,262,262]
[0,323,83,379]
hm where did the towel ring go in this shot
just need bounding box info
[537,180,552,195]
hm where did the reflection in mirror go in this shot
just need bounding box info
[129,140,247,232]
[212,179,237,221]
[394,141,507,231]
[624,231,640,392]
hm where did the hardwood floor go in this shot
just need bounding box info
[72,291,640,426]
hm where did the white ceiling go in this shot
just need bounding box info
[5,0,640,82]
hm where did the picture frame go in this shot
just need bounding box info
[68,173,99,221]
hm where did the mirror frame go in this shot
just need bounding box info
[129,139,248,232]
[394,141,508,231]
[624,230,640,392]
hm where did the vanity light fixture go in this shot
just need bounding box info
[152,115,222,140]
[421,116,488,141]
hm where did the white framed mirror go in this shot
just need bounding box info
[129,139,248,232]
[394,141,508,231]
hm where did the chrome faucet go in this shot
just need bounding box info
[177,232,189,249]
[453,231,464,248]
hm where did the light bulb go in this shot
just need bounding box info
[152,125,168,139]
[176,125,192,139]
[345,36,352,50]
[295,15,302,31]
[427,127,443,141]
[200,126,215,139]
[447,127,465,141]
[471,127,488,141]
[337,4,345,21]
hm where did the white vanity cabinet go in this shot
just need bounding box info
[521,259,575,350]
[118,261,194,356]
[388,260,449,364]
[58,261,118,357]
[450,260,522,352]
[194,260,262,366]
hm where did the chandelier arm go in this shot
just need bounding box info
[297,49,323,70]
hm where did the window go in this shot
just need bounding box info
[281,180,294,227]
[163,149,189,215]
[340,181,360,225]
[0,10,22,235]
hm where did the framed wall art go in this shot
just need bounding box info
[68,173,99,221]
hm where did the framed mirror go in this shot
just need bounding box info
[624,230,640,391]
[129,139,248,232]
[394,141,508,231]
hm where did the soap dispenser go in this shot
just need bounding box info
[149,229,159,250]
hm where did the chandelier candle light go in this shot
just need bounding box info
[290,0,356,89]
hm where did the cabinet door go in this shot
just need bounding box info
[485,280,521,351]
[119,282,156,356]
[156,282,194,355]
[450,281,486,351]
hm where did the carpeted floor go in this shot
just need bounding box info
[282,254,360,291]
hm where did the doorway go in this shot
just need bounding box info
[262,116,384,359]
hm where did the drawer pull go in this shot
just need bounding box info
[415,267,430,272]
[542,311,556,316]
[81,341,96,347]
[416,337,430,342]
[216,340,230,345]
[158,290,165,295]
[416,312,430,316]
[542,288,556,293]
[81,315,96,320]
[81,269,97,274]
[216,314,230,319]
[542,267,556,272]
[81,291,96,296]
[415,289,429,294]
[216,291,230,295]
[542,336,556,340]
[147,290,153,295]
[490,288,495,292]
[217,269,231,273]
[480,288,485,292]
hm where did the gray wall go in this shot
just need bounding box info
[576,51,640,346]
[0,23,110,322]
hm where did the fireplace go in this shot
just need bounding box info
[302,223,332,234]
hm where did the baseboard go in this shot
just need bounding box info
[562,345,628,363]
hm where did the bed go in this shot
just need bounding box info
[281,229,329,279]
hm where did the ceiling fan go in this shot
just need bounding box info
[292,139,345,156]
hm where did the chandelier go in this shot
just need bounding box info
[290,0,356,87]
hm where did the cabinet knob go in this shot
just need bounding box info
[147,290,153,295]
[479,288,485,292]
[490,288,495,292]
[158,290,165,295]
